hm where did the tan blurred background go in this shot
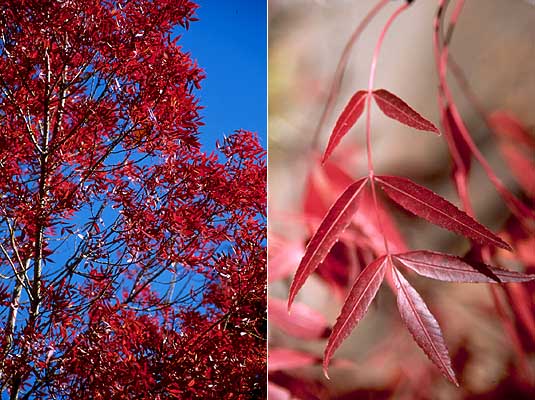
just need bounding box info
[268,0,535,398]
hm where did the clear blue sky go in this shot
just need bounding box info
[177,1,267,148]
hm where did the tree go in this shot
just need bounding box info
[0,1,266,398]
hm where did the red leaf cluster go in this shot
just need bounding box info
[0,1,266,398]
[273,1,535,396]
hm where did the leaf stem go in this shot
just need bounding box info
[434,0,534,223]
[365,2,409,255]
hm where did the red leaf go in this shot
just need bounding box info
[323,256,387,377]
[268,383,291,400]
[322,90,367,163]
[303,164,330,220]
[499,142,535,198]
[288,177,369,309]
[320,158,355,193]
[393,250,535,283]
[316,241,358,300]
[443,105,471,175]
[268,237,304,283]
[506,283,535,342]
[375,175,512,251]
[268,348,319,371]
[373,89,440,134]
[269,297,330,340]
[489,111,535,149]
[392,268,458,386]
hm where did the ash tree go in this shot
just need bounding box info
[0,1,266,399]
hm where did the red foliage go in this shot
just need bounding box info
[0,1,265,398]
[269,0,535,398]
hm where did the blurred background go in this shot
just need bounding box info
[268,0,535,398]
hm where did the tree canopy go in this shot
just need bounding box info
[0,1,266,398]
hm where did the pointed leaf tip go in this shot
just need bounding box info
[322,90,367,164]
[373,89,440,134]
[323,256,387,375]
[376,175,512,251]
[393,268,459,386]
[288,177,368,309]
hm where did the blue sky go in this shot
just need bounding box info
[178,1,267,148]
